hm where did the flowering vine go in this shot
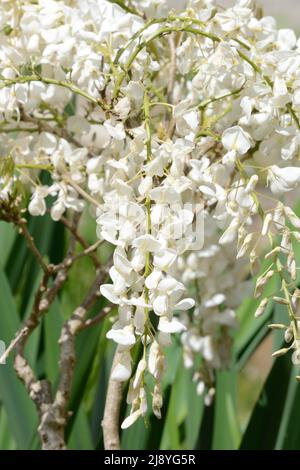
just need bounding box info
[1,0,300,445]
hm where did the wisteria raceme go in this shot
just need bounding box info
[2,0,300,428]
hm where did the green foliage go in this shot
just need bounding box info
[0,212,300,450]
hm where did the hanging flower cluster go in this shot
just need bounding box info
[1,0,300,428]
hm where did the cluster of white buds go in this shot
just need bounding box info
[1,0,300,427]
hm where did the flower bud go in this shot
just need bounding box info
[272,347,290,358]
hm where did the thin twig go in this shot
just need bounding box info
[60,215,101,268]
[19,220,50,273]
[54,239,103,273]
[79,305,113,331]
[62,175,102,209]
[0,327,28,364]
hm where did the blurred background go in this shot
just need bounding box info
[168,0,300,31]
[223,0,300,30]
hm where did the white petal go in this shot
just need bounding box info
[145,269,162,290]
[133,358,147,389]
[268,166,300,194]
[204,293,226,308]
[28,197,46,217]
[134,307,146,335]
[121,410,142,429]
[106,326,136,346]
[100,284,119,304]
[138,176,152,196]
[183,110,199,130]
[111,352,132,382]
[153,295,168,316]
[132,235,162,252]
[222,126,252,155]
[175,298,195,311]
[219,218,239,245]
[104,120,125,140]
[114,247,132,276]
[158,316,186,333]
[131,251,146,272]
[153,249,177,270]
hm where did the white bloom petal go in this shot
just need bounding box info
[104,120,126,140]
[132,358,147,389]
[182,110,199,130]
[121,410,142,429]
[100,284,119,304]
[175,298,195,310]
[114,247,132,276]
[106,326,136,346]
[111,352,132,382]
[153,249,177,270]
[132,235,162,252]
[222,126,252,155]
[268,165,300,194]
[204,293,226,308]
[145,269,162,289]
[153,295,168,316]
[158,316,186,333]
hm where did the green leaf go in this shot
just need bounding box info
[275,365,300,449]
[0,221,15,267]
[184,377,204,450]
[159,356,190,450]
[195,402,215,450]
[235,292,275,361]
[240,354,292,450]
[0,406,16,449]
[234,261,278,369]
[68,404,93,450]
[121,414,150,451]
[212,368,241,450]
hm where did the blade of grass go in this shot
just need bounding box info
[0,269,38,449]
[239,354,292,450]
[212,368,241,450]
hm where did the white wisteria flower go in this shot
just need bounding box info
[1,0,300,432]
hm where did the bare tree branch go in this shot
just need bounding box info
[102,348,124,450]
[1,206,50,274]
[2,204,111,449]
[37,267,108,449]
[79,305,113,331]
[59,215,101,269]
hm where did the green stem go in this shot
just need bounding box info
[113,16,206,66]
[198,84,245,110]
[113,25,220,99]
[113,15,300,129]
[0,127,39,133]
[143,91,153,327]
[16,163,53,171]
